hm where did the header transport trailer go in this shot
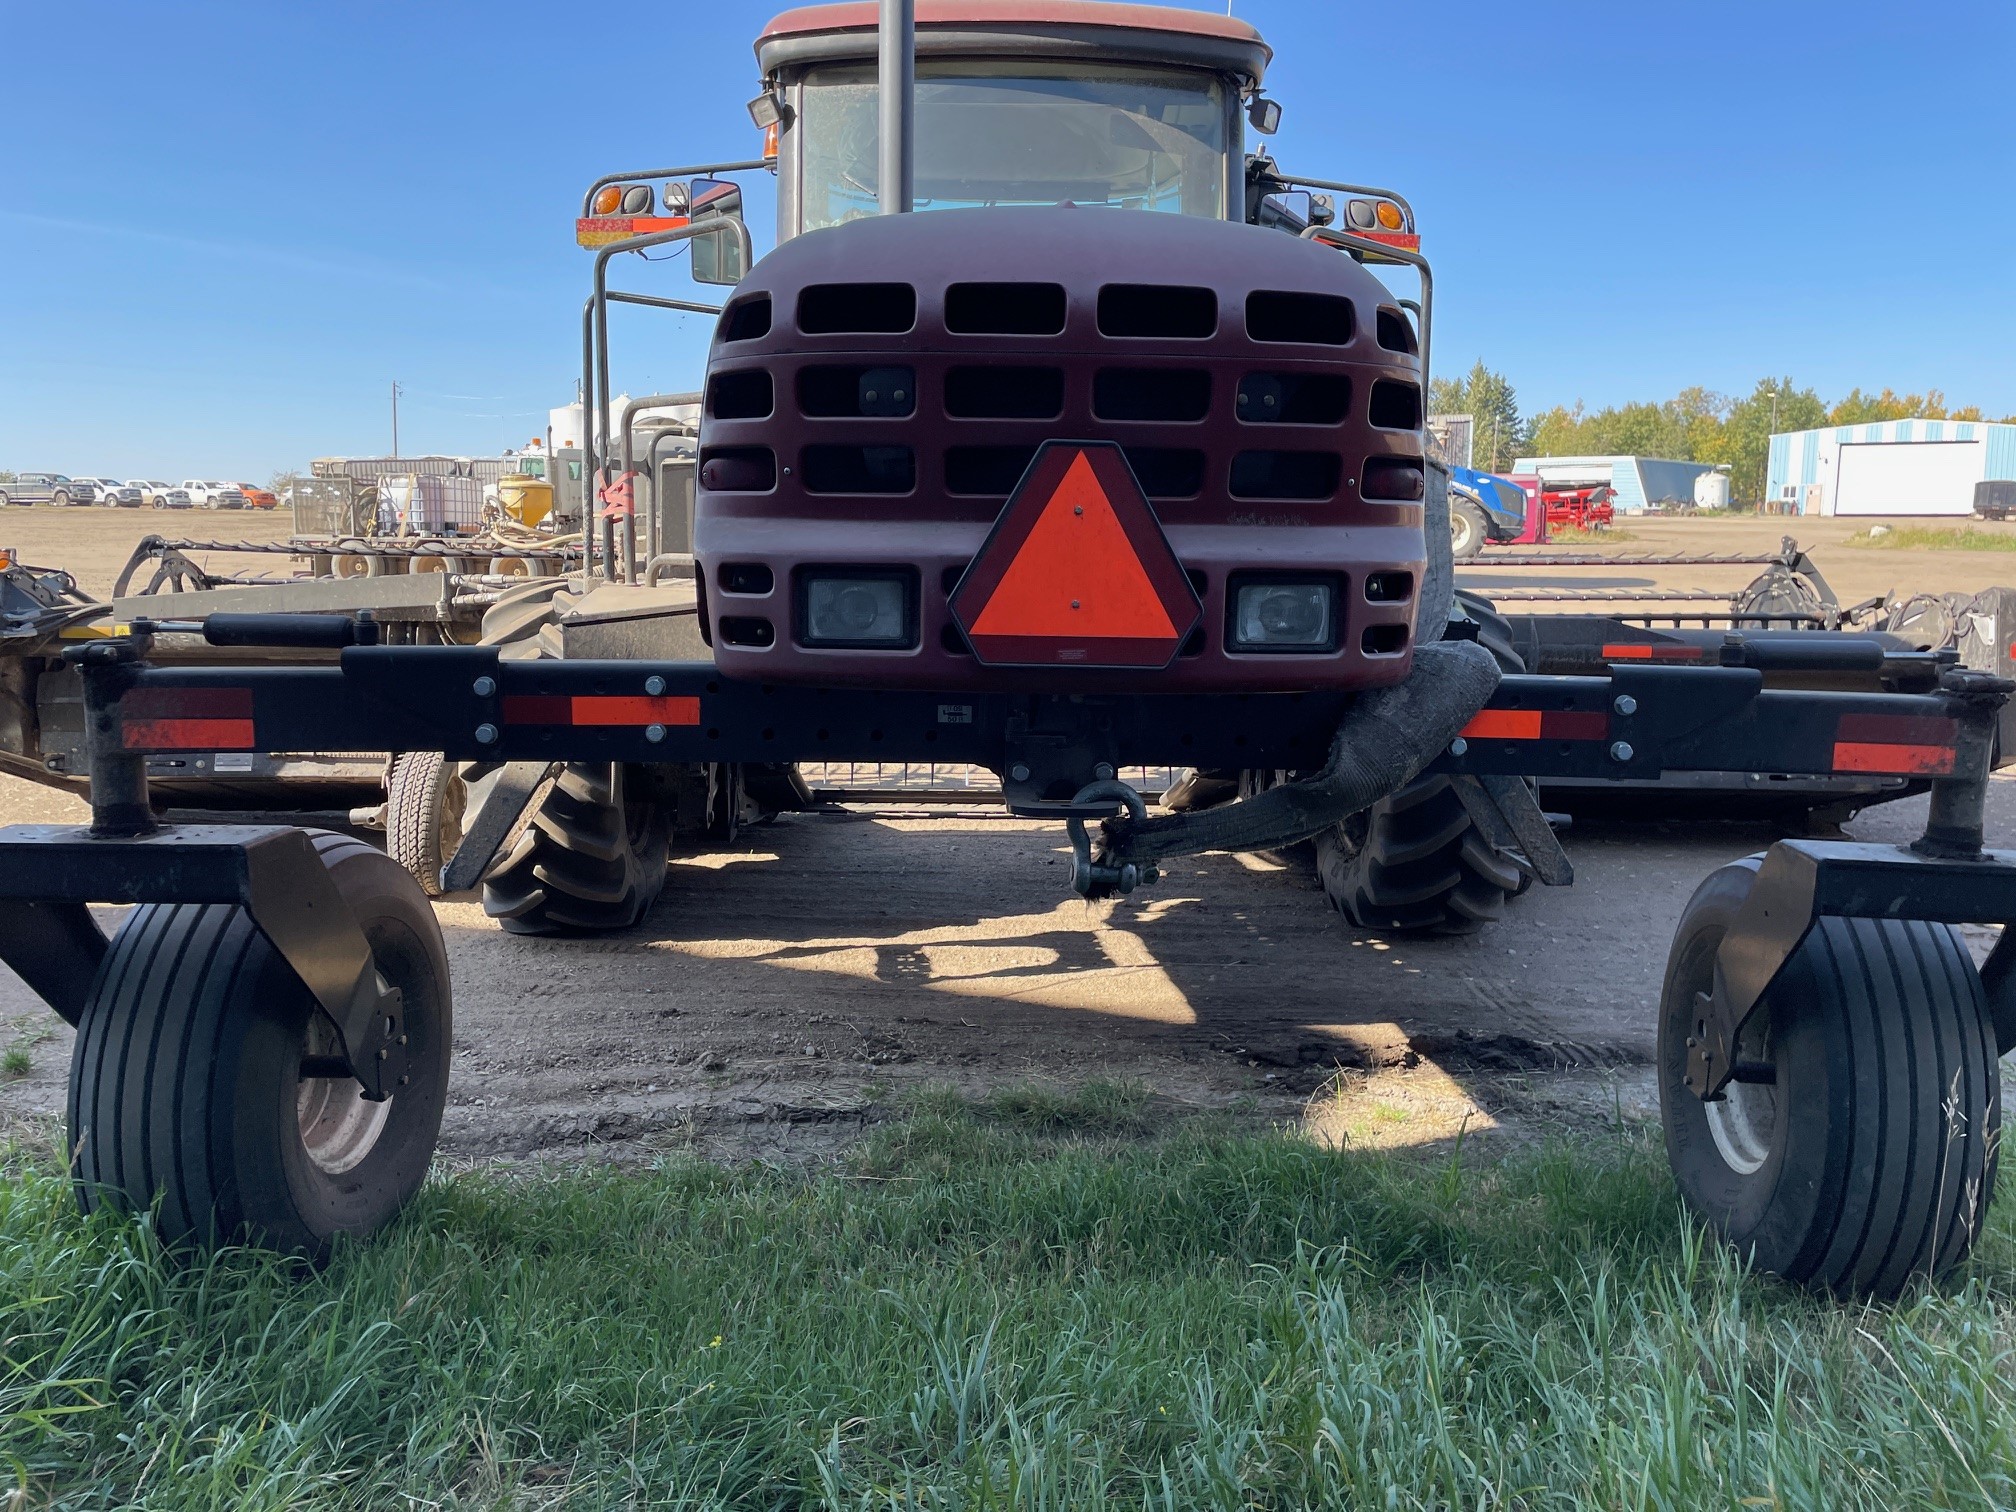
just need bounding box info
[2,0,2013,1300]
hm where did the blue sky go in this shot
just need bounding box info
[3,0,2012,479]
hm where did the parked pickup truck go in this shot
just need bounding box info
[232,481,279,510]
[0,473,89,507]
[79,477,142,507]
[181,479,247,509]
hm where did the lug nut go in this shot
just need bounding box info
[472,675,497,697]
[474,722,499,745]
[1094,762,1115,780]
[1449,736,1468,757]
[1613,694,1637,716]
[1610,741,1634,763]
[645,723,667,743]
[1011,763,1031,782]
[644,675,666,696]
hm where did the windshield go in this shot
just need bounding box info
[798,61,1228,232]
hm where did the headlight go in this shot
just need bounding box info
[1230,580,1335,651]
[800,571,914,648]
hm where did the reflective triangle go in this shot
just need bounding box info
[968,452,1178,641]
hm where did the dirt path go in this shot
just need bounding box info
[4,770,2009,1161]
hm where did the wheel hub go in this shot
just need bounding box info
[297,1015,392,1174]
[1705,1017,1777,1175]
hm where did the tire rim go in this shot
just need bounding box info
[1450,513,1476,553]
[297,1013,392,1174]
[438,766,468,859]
[1705,1013,1778,1175]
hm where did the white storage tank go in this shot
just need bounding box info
[1693,469,1732,510]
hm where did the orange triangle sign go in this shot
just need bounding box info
[950,442,1200,668]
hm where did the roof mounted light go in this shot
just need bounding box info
[747,91,781,129]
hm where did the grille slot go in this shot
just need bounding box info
[719,563,774,595]
[1097,284,1216,339]
[798,282,916,335]
[1093,368,1211,422]
[1247,291,1353,345]
[798,365,916,418]
[707,370,772,420]
[1368,378,1422,430]
[1365,571,1413,603]
[719,616,776,647]
[719,295,771,342]
[699,447,775,493]
[1236,372,1350,425]
[1122,448,1205,499]
[946,446,1039,496]
[801,445,915,495]
[1362,624,1408,656]
[944,282,1066,335]
[1375,307,1418,355]
[945,366,1064,419]
[1229,450,1342,501]
[1362,456,1426,501]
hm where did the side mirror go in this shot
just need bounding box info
[1247,96,1282,135]
[687,177,746,286]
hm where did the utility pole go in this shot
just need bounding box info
[391,381,403,459]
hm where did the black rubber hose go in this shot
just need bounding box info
[1103,638,1502,863]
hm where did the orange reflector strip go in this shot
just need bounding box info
[1600,643,1703,661]
[1830,713,1960,775]
[120,687,255,750]
[1833,742,1956,775]
[124,718,255,751]
[501,694,699,726]
[1461,709,1609,741]
[574,214,689,248]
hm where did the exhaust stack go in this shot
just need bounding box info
[878,0,914,213]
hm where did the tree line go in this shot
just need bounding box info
[1428,364,2016,502]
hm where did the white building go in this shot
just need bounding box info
[1507,455,1720,513]
[1766,418,2016,516]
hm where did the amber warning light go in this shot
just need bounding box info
[949,442,1200,669]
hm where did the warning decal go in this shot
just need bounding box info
[949,442,1200,668]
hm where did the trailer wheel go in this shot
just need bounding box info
[68,833,450,1257]
[1315,590,1529,932]
[1449,497,1486,560]
[1659,859,1999,1296]
[482,762,671,934]
[386,750,466,897]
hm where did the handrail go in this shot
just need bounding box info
[1300,226,1433,394]
[580,159,771,217]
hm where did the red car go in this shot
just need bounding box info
[233,481,280,510]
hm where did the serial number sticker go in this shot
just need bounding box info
[937,704,974,725]
[212,753,256,772]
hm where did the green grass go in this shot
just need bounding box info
[1,1046,29,1078]
[4,1089,2016,1508]
[1546,524,1636,544]
[1846,526,2016,551]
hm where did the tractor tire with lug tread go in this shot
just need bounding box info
[1659,858,1999,1295]
[1314,589,1531,933]
[481,761,672,934]
[68,831,450,1257]
[386,750,467,897]
[1449,496,1487,560]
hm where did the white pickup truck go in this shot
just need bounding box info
[180,480,247,509]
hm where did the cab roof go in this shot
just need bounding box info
[758,2,1271,87]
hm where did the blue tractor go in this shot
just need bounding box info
[1447,464,1528,559]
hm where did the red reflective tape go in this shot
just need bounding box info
[1600,643,1702,662]
[122,686,253,718]
[500,694,700,726]
[1833,741,1957,775]
[570,695,700,726]
[1462,709,1608,741]
[123,718,255,751]
[1835,713,1959,746]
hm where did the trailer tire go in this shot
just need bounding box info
[482,762,671,934]
[386,751,466,897]
[1449,497,1486,560]
[1659,858,2000,1296]
[68,832,450,1257]
[1315,591,1529,933]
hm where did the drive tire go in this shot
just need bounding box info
[1659,858,1999,1296]
[1315,590,1529,933]
[386,750,466,898]
[1450,497,1487,560]
[68,832,451,1258]
[482,761,671,935]
[52,491,70,508]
